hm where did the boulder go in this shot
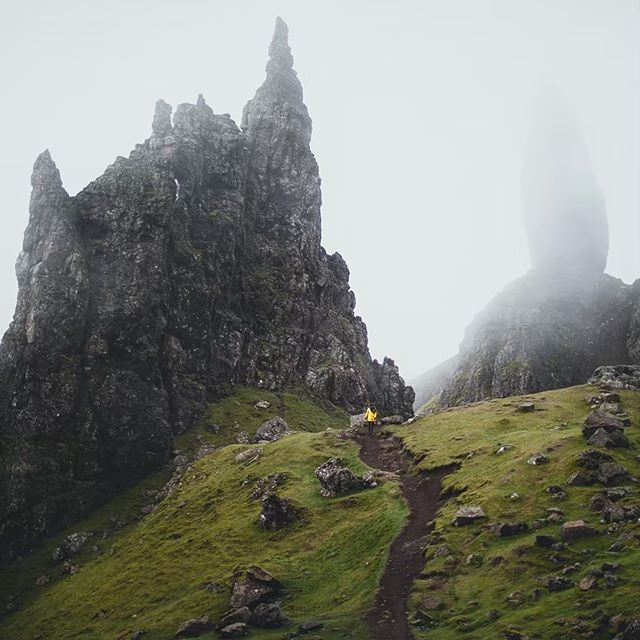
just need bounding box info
[618,618,640,639]
[577,449,613,470]
[560,520,597,541]
[175,615,214,637]
[380,415,404,425]
[535,535,556,548]
[588,364,640,390]
[258,494,300,530]
[452,506,486,526]
[587,428,629,448]
[600,501,626,523]
[517,402,535,412]
[349,413,367,428]
[250,473,288,500]
[219,623,249,638]
[230,578,275,609]
[248,602,289,628]
[314,458,376,497]
[255,416,292,442]
[298,620,324,633]
[567,471,597,486]
[598,461,630,486]
[236,432,250,444]
[246,566,283,587]
[527,452,549,465]
[254,400,271,409]
[494,522,529,537]
[218,607,251,629]
[582,411,627,438]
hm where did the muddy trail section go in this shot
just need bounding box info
[357,432,451,640]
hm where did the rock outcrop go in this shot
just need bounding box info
[419,101,639,407]
[0,18,413,563]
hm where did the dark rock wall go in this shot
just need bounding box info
[0,18,413,563]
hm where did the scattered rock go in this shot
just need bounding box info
[517,402,535,412]
[598,461,630,486]
[298,620,324,633]
[235,448,263,465]
[249,602,289,628]
[34,575,50,586]
[527,452,549,465]
[495,522,529,537]
[218,607,251,629]
[578,576,597,590]
[314,458,376,497]
[452,506,486,526]
[561,520,597,541]
[421,596,443,610]
[587,428,629,448]
[255,416,292,443]
[51,532,93,563]
[546,485,567,500]
[258,494,300,530]
[230,566,283,609]
[219,622,250,638]
[175,615,214,637]
[535,535,556,548]
[250,473,288,500]
[582,411,628,438]
[539,575,574,591]
[236,431,250,444]
[465,552,484,567]
[577,449,613,470]
[254,400,271,409]
[567,471,597,486]
[194,443,216,460]
[588,364,640,390]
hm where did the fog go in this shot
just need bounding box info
[0,0,638,380]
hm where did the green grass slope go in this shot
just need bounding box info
[393,384,640,639]
[0,388,405,640]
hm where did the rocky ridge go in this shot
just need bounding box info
[0,18,413,563]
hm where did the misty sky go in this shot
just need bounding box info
[0,0,638,380]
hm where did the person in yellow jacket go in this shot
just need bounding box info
[364,405,378,435]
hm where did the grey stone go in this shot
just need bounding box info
[527,452,549,465]
[174,615,213,637]
[258,494,300,530]
[589,365,640,390]
[314,458,376,498]
[560,520,597,541]
[248,602,289,628]
[452,506,486,526]
[254,416,291,443]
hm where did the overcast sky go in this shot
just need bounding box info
[1,0,638,380]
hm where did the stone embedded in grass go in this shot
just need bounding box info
[219,622,249,638]
[230,566,283,609]
[545,485,567,500]
[527,452,549,465]
[258,494,301,530]
[254,400,271,409]
[51,531,93,563]
[298,620,324,633]
[421,595,443,610]
[494,522,529,537]
[254,416,292,443]
[234,448,263,465]
[248,601,289,628]
[577,448,613,469]
[538,575,574,591]
[207,422,221,433]
[560,520,597,541]
[578,576,597,590]
[314,458,377,497]
[174,614,214,637]
[535,535,556,548]
[452,506,486,526]
[517,402,535,412]
[194,443,216,460]
[465,552,484,567]
[218,607,251,629]
[380,415,404,425]
[567,471,597,486]
[236,431,250,444]
[250,473,288,500]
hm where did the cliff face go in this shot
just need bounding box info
[0,18,413,563]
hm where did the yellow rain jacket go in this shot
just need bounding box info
[364,408,378,423]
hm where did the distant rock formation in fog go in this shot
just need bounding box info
[523,97,609,273]
[414,99,638,408]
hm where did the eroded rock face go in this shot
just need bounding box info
[0,18,413,563]
[440,271,636,406]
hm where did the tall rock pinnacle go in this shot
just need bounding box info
[0,19,413,564]
[522,97,609,273]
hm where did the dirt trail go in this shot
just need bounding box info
[357,432,450,640]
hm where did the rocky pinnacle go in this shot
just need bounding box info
[0,18,414,564]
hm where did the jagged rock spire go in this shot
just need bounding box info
[152,100,172,136]
[31,149,63,192]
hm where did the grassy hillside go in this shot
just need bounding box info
[394,385,640,639]
[0,388,405,640]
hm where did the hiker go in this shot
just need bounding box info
[364,405,378,435]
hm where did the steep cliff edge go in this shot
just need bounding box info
[0,18,413,563]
